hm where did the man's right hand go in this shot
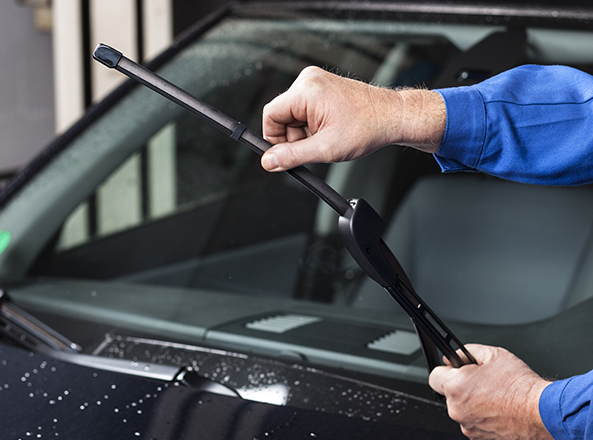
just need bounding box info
[261,66,447,172]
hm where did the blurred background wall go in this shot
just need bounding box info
[0,0,229,181]
[0,2,54,178]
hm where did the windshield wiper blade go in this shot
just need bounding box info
[92,44,351,217]
[51,351,241,398]
[0,290,81,354]
[93,43,476,370]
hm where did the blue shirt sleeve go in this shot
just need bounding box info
[434,65,593,186]
[540,371,593,440]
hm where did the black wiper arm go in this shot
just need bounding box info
[0,289,241,396]
[93,44,476,370]
[52,351,241,398]
[338,199,476,368]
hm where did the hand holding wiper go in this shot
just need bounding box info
[92,45,350,217]
[93,43,476,370]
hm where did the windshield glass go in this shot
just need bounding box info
[3,11,593,385]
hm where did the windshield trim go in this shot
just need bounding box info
[240,0,593,21]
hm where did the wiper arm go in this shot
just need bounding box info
[0,290,241,396]
[338,199,476,368]
[93,44,476,370]
[52,351,241,398]
[0,289,81,354]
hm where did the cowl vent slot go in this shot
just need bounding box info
[246,315,321,334]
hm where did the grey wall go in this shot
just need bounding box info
[0,3,55,174]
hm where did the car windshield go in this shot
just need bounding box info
[2,8,593,387]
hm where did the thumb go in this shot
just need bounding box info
[261,137,328,172]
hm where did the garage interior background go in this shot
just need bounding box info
[0,0,230,182]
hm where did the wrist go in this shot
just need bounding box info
[525,378,554,440]
[381,88,446,153]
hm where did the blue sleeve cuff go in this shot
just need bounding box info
[540,379,573,440]
[433,86,486,173]
[540,371,593,440]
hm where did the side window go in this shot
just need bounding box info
[30,68,321,287]
[58,122,177,251]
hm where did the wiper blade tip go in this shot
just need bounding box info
[92,43,123,69]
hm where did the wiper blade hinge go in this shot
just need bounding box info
[339,199,476,368]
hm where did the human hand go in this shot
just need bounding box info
[261,66,446,172]
[429,344,553,440]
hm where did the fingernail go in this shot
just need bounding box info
[262,152,280,171]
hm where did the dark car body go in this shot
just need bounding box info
[2,1,593,438]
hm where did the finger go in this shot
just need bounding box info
[458,344,495,365]
[453,348,477,367]
[285,124,311,143]
[262,77,315,144]
[429,347,499,395]
[262,96,304,142]
[262,67,330,144]
[428,364,456,395]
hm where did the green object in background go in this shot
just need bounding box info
[0,230,11,255]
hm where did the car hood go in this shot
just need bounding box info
[0,343,464,439]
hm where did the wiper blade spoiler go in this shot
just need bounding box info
[93,43,476,370]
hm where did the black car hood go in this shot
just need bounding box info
[0,343,465,439]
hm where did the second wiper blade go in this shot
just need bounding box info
[0,290,81,354]
[92,43,476,369]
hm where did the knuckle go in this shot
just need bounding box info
[448,406,473,427]
[301,65,323,77]
[460,425,476,439]
[447,405,463,423]
[298,66,327,89]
